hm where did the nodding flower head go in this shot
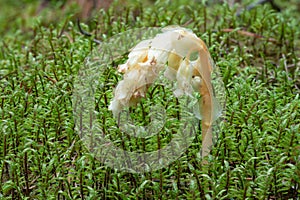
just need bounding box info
[109,26,215,120]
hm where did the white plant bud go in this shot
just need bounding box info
[109,26,215,129]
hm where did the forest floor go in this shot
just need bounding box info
[0,0,299,199]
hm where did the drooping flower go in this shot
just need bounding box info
[109,27,209,116]
[108,26,221,157]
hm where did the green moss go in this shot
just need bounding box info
[0,0,299,199]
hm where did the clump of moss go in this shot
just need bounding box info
[0,0,299,199]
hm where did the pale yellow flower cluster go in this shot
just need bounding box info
[109,27,213,119]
